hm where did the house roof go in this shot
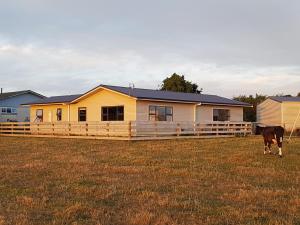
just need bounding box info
[23,84,251,107]
[24,94,81,105]
[269,96,300,103]
[0,90,45,101]
[101,85,251,106]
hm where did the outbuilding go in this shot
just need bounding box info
[257,96,300,131]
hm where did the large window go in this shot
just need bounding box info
[149,106,173,121]
[102,106,124,121]
[213,109,230,121]
[0,107,17,114]
[56,108,62,121]
[36,109,43,122]
[78,107,87,122]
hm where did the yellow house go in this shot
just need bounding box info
[24,85,251,123]
[257,96,300,131]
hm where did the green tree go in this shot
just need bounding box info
[161,73,202,93]
[233,94,267,122]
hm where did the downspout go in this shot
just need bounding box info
[68,104,70,122]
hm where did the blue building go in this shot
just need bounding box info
[0,90,45,122]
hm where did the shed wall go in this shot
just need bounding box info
[282,102,300,131]
[256,99,282,126]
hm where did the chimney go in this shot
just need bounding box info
[129,83,135,96]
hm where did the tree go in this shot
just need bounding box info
[233,94,267,122]
[161,73,202,94]
[297,92,300,97]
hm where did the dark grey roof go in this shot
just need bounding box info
[269,96,300,103]
[0,90,45,101]
[24,85,251,106]
[23,94,81,105]
[102,85,251,106]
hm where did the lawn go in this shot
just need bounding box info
[0,136,299,225]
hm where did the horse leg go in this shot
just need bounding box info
[267,142,272,154]
[277,136,283,157]
[264,139,268,155]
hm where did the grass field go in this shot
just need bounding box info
[0,136,299,225]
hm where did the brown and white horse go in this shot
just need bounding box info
[256,126,285,157]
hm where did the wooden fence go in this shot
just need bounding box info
[0,121,252,140]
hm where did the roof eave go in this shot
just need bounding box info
[200,102,252,107]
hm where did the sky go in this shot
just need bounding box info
[0,0,300,98]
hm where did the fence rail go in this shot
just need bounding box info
[0,121,252,140]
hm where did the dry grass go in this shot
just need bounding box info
[0,136,299,225]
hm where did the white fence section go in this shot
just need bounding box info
[0,121,252,140]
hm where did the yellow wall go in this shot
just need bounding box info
[257,99,282,126]
[196,105,244,123]
[282,102,300,131]
[30,88,137,122]
[136,100,195,122]
[30,104,68,122]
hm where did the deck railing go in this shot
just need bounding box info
[0,121,252,140]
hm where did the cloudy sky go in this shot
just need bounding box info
[0,0,299,97]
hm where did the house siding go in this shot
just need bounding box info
[196,105,243,123]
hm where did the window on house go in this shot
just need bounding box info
[213,109,230,121]
[78,108,87,122]
[36,109,43,122]
[149,106,173,121]
[101,106,124,121]
[0,107,17,114]
[57,108,62,121]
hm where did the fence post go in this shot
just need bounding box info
[106,123,110,137]
[86,123,88,136]
[128,121,132,139]
[52,123,55,135]
[176,123,181,137]
[68,123,71,136]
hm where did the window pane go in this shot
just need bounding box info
[118,106,124,114]
[102,115,108,121]
[36,109,43,122]
[157,106,166,121]
[149,106,156,114]
[36,109,43,116]
[78,108,86,121]
[57,108,62,121]
[7,108,12,113]
[166,107,173,115]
